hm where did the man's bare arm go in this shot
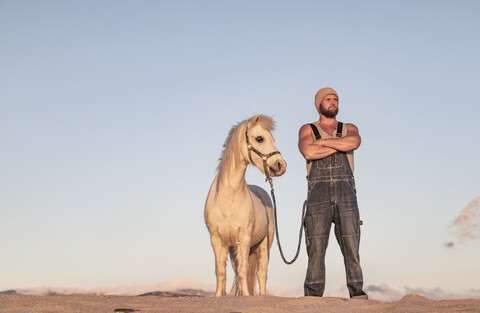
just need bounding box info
[298,123,361,160]
[319,124,361,152]
[298,124,337,160]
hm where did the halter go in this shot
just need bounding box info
[245,126,281,184]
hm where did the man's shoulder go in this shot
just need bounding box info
[299,123,315,132]
[345,123,359,132]
[301,122,316,127]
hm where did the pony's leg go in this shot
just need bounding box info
[255,237,270,295]
[211,235,229,297]
[247,251,257,295]
[237,240,252,296]
[257,207,275,295]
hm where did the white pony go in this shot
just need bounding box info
[205,115,287,297]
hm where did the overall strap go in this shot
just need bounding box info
[306,123,321,169]
[308,123,321,140]
[336,121,343,138]
[309,122,343,139]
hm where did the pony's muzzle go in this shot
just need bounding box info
[269,159,287,176]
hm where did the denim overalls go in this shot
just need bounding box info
[304,123,367,299]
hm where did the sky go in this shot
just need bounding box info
[1,0,479,300]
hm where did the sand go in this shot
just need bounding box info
[1,294,480,313]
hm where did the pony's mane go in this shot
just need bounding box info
[216,115,275,183]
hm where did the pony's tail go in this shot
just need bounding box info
[229,275,240,296]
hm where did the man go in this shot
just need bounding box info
[298,87,368,299]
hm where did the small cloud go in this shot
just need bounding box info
[365,284,404,302]
[443,241,455,249]
[365,284,480,302]
[450,197,480,241]
[403,286,480,300]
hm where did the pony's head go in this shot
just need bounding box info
[244,115,286,178]
[218,115,287,181]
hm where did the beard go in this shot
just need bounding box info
[320,105,338,118]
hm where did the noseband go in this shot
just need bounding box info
[245,127,281,182]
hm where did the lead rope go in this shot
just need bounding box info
[245,125,306,264]
[266,177,307,265]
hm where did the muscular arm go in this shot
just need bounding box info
[298,124,337,160]
[298,123,361,161]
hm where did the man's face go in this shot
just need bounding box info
[319,94,338,118]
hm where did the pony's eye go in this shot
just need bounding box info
[255,136,264,143]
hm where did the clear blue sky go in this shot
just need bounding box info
[1,0,479,299]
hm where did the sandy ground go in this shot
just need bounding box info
[1,294,480,313]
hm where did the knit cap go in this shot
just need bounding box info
[314,87,338,113]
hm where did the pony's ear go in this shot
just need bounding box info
[250,115,261,127]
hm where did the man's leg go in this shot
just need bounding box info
[334,180,368,299]
[304,199,333,297]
